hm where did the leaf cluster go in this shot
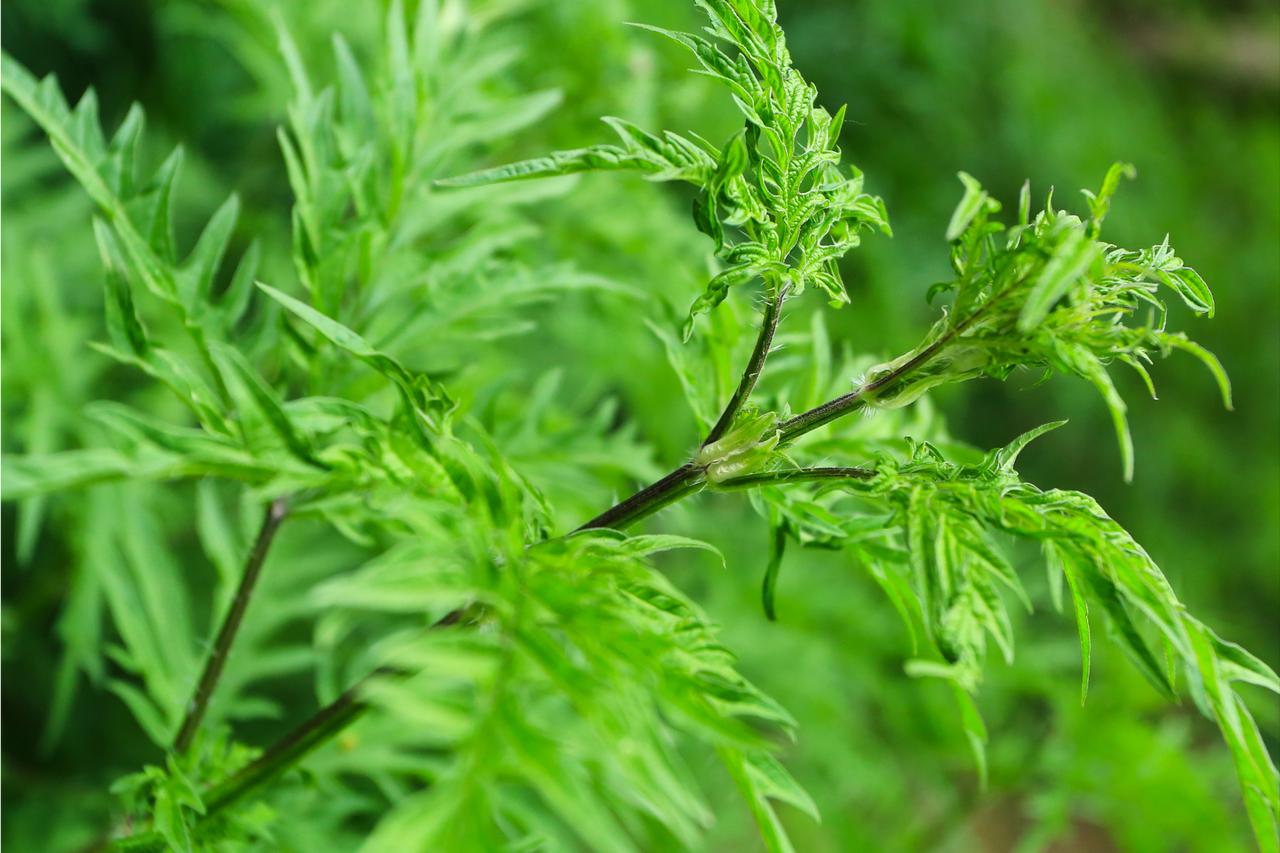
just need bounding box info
[870,165,1231,481]
[2,0,1276,851]
[440,0,891,335]
[730,423,1279,845]
[1,2,815,848]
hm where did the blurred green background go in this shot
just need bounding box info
[3,0,1277,849]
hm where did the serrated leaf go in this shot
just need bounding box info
[180,194,240,308]
[1018,227,1101,331]
[761,519,786,621]
[945,172,995,242]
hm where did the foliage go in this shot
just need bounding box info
[441,0,891,335]
[2,0,1276,851]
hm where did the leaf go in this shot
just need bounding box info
[1018,227,1101,331]
[1080,566,1175,700]
[211,343,324,468]
[179,194,240,308]
[761,518,787,621]
[1057,548,1093,704]
[143,149,183,262]
[1205,628,1280,694]
[584,532,725,566]
[220,239,261,327]
[1159,333,1233,411]
[1080,353,1135,482]
[2,449,149,497]
[332,34,374,133]
[945,172,996,242]
[1158,265,1215,317]
[1187,622,1280,851]
[951,687,989,790]
[993,420,1067,471]
[684,262,782,340]
[256,281,450,429]
[742,751,820,821]
[436,119,715,189]
[107,678,173,746]
[1083,161,1135,230]
[720,749,798,853]
[94,219,149,356]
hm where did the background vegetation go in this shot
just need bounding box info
[3,0,1277,849]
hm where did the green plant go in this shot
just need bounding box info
[2,0,1275,851]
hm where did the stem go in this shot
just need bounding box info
[576,286,792,533]
[112,611,466,851]
[777,335,953,443]
[702,286,788,447]
[575,463,706,532]
[201,609,465,811]
[577,323,962,532]
[203,670,381,812]
[715,466,876,490]
[174,498,289,754]
[108,675,378,853]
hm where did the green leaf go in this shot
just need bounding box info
[1159,333,1234,411]
[1018,227,1101,331]
[179,194,240,308]
[720,749,798,853]
[211,343,324,468]
[94,219,149,356]
[256,281,450,429]
[945,172,997,242]
[1083,161,1135,231]
[993,420,1067,471]
[685,262,782,340]
[953,687,989,789]
[1081,569,1175,700]
[742,751,820,821]
[1055,545,1093,704]
[761,518,787,621]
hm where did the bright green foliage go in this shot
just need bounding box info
[441,0,891,335]
[882,166,1232,481]
[2,0,1276,851]
[0,1,812,847]
[324,527,801,850]
[730,423,1280,843]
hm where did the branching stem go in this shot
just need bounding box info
[124,259,1001,849]
[702,285,789,447]
[173,497,289,753]
[775,334,951,442]
[578,286,791,532]
[112,610,467,851]
[576,463,707,531]
[576,316,963,531]
[110,674,379,853]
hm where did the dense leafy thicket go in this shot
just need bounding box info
[3,0,1277,851]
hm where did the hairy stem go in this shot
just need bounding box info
[777,335,953,443]
[715,466,876,490]
[174,497,290,753]
[576,286,793,533]
[577,330,955,531]
[575,263,1024,532]
[778,278,1018,443]
[576,463,706,532]
[702,285,789,447]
